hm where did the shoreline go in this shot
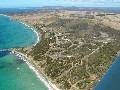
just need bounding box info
[11,19,60,90]
[0,14,40,46]
[11,50,60,90]
[0,14,60,90]
[20,21,40,46]
[10,23,60,89]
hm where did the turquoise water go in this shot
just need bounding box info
[0,15,48,90]
[0,15,38,49]
[0,50,47,90]
[94,55,120,90]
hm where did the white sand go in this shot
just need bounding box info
[11,50,60,90]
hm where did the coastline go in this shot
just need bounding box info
[10,17,60,90]
[11,50,60,90]
[19,21,40,46]
[0,14,60,90]
[0,14,40,47]
[11,50,54,90]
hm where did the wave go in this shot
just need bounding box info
[20,22,40,46]
[11,51,54,90]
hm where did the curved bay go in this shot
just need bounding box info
[0,15,48,90]
[0,15,38,49]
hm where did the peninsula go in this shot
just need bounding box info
[10,9,120,90]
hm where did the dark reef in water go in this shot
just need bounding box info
[0,50,10,58]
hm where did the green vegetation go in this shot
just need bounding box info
[17,16,120,90]
[96,14,106,16]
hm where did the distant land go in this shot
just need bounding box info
[1,7,120,15]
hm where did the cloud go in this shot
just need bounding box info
[60,0,120,6]
[62,0,120,4]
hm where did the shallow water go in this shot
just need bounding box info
[0,15,48,90]
[0,15,38,49]
[0,50,47,90]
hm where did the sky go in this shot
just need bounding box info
[0,0,120,8]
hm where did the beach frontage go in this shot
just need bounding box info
[10,16,60,90]
[0,14,60,90]
[11,50,60,90]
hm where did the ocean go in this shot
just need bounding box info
[94,55,120,90]
[0,15,38,49]
[0,15,48,90]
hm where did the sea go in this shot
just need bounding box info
[0,15,48,90]
[0,15,38,49]
[94,55,120,90]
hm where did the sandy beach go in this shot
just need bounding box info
[11,50,60,90]
[6,15,60,90]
